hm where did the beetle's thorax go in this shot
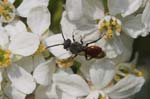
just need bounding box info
[69,42,85,54]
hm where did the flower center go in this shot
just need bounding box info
[35,44,46,54]
[87,91,108,99]
[114,64,144,82]
[56,57,75,68]
[98,93,107,99]
[0,48,11,67]
[0,0,15,23]
[99,96,106,99]
[98,16,122,40]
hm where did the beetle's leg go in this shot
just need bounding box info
[72,34,75,42]
[85,52,92,60]
[73,54,78,58]
[85,56,92,60]
[80,36,84,44]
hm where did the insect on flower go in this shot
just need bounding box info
[46,32,105,60]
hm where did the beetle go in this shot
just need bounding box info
[46,32,105,60]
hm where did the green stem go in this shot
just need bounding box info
[102,0,109,15]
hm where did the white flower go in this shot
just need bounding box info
[53,59,145,99]
[1,82,26,99]
[108,0,142,17]
[0,0,49,23]
[16,53,74,99]
[9,32,40,56]
[27,6,51,37]
[0,64,36,99]
[32,57,74,99]
[13,54,59,99]
[142,1,150,36]
[0,27,36,98]
[50,12,133,60]
[33,58,56,86]
[17,0,49,17]
[62,0,147,58]
[4,6,51,56]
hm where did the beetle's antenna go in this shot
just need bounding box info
[86,33,105,46]
[72,29,77,42]
[61,31,66,41]
[46,43,64,48]
[59,26,65,41]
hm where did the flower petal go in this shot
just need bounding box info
[53,73,90,97]
[142,1,150,34]
[8,0,15,4]
[66,0,104,21]
[61,12,99,44]
[17,0,49,17]
[90,59,115,89]
[105,75,145,99]
[4,20,27,38]
[61,92,77,99]
[33,58,56,86]
[7,64,36,94]
[45,34,72,59]
[76,56,95,80]
[32,54,46,69]
[4,85,26,99]
[112,33,133,63]
[9,32,40,56]
[0,29,9,48]
[108,0,142,17]
[65,0,84,21]
[96,36,124,59]
[35,84,57,99]
[122,15,147,38]
[16,56,34,73]
[84,0,104,20]
[0,70,3,90]
[16,54,45,73]
[27,6,51,36]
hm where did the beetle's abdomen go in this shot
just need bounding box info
[85,46,105,58]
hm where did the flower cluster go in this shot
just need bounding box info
[0,0,149,99]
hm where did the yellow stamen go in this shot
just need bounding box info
[112,20,116,25]
[105,22,110,27]
[35,44,46,54]
[107,29,113,34]
[136,71,143,77]
[116,25,122,33]
[100,23,105,27]
[98,16,122,41]
[131,65,136,70]
[0,49,11,68]
[0,0,15,23]
[100,96,106,99]
[56,57,74,68]
[3,0,8,5]
[0,62,2,65]
[99,28,103,33]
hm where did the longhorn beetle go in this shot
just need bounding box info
[47,32,105,60]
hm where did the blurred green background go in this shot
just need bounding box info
[15,0,150,99]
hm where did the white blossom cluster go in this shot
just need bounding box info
[0,0,149,99]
